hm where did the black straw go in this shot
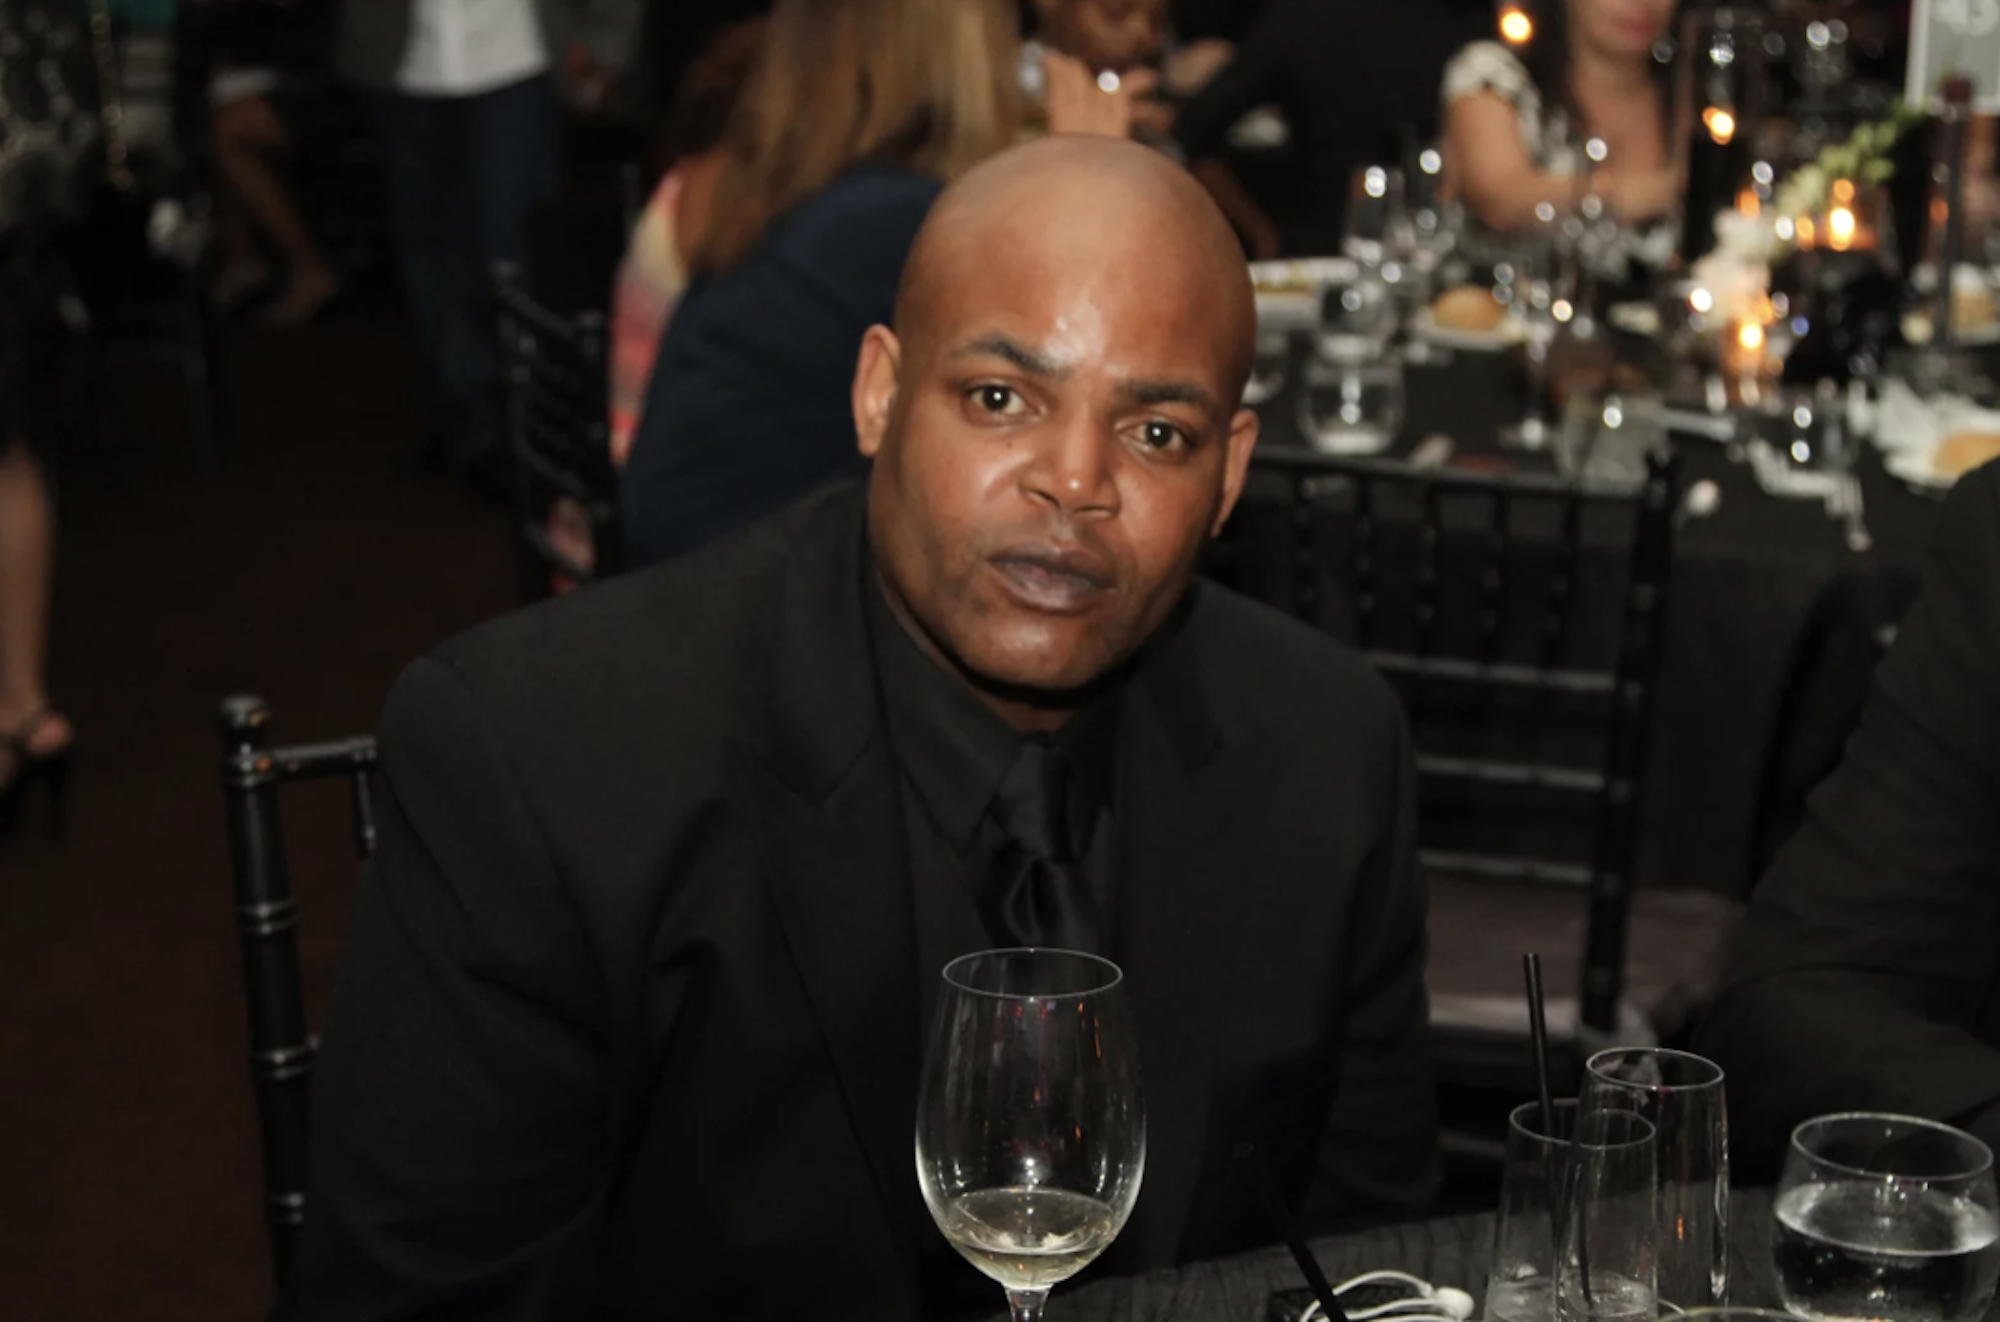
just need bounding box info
[1523,952,1556,1142]
[1239,1142,1351,1322]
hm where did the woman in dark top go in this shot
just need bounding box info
[620,0,1148,566]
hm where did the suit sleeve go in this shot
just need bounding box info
[293,658,613,1320]
[1695,461,2000,1179]
[1302,708,1443,1229]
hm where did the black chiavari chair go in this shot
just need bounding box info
[1240,450,1734,1140]
[217,695,377,1300]
[493,262,622,602]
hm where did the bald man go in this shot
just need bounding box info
[295,138,1437,1322]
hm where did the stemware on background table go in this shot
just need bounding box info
[1579,1048,1731,1312]
[915,949,1146,1322]
[1773,1112,2000,1322]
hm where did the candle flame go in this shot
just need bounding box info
[1738,322,1765,351]
[1828,206,1857,250]
[1499,6,1533,44]
[1703,107,1736,145]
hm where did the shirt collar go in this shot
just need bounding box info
[864,560,1121,857]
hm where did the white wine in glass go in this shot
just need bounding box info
[916,948,1145,1321]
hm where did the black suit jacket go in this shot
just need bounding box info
[1696,460,2000,1180]
[294,484,1439,1320]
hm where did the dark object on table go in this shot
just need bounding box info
[492,263,623,602]
[1241,449,1739,1142]
[289,481,1442,1318]
[1696,458,2000,1182]
[1241,1141,1353,1322]
[618,162,929,566]
[214,696,380,1304]
[1173,0,1486,254]
[1776,250,1902,386]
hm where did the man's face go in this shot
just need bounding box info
[1037,0,1166,73]
[855,227,1257,703]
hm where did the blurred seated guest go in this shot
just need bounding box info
[1177,0,1488,258]
[1696,458,2000,1179]
[1441,0,1679,264]
[620,0,1147,567]
[298,136,1438,1320]
[1027,0,1167,74]
[204,3,343,326]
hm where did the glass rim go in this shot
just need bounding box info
[940,947,1124,1000]
[1506,1098,1655,1150]
[1585,1046,1727,1094]
[1789,1110,1995,1182]
[1674,1310,1809,1322]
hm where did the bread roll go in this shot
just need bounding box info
[1431,285,1506,333]
[1934,431,2000,477]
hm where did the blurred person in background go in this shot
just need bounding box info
[337,0,642,499]
[0,0,99,838]
[619,0,1145,567]
[1176,0,1488,257]
[1441,0,1680,261]
[202,0,343,325]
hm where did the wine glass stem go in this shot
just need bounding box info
[1007,1287,1052,1321]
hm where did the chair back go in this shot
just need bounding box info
[217,695,378,1299]
[493,262,622,601]
[1241,450,1678,1032]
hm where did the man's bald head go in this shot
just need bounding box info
[851,136,1263,722]
[894,136,1255,396]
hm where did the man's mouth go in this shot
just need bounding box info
[988,546,1114,613]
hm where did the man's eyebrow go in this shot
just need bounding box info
[949,334,1069,378]
[1122,380,1218,410]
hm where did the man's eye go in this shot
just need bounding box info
[971,385,1025,416]
[1138,420,1189,450]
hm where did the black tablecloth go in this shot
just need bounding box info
[1240,346,1943,897]
[1027,1189,1914,1322]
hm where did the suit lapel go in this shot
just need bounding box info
[1104,588,1250,1269]
[746,488,924,1286]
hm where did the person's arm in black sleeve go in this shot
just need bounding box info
[1302,710,1442,1227]
[1695,461,2000,1180]
[293,657,613,1320]
[1174,4,1290,259]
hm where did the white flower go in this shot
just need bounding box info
[1691,250,1770,325]
[1713,207,1781,264]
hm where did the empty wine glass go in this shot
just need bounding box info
[916,949,1146,1322]
[1344,164,1408,271]
[1580,1048,1730,1312]
[1501,201,1562,450]
[1774,1113,2000,1322]
[1299,353,1404,455]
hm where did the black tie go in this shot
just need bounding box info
[978,741,1100,952]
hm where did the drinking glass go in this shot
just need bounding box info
[1299,352,1404,456]
[1557,388,1667,485]
[1318,263,1400,360]
[1501,202,1562,450]
[1774,1112,2000,1322]
[1492,1099,1581,1322]
[1344,164,1409,271]
[916,949,1146,1322]
[1559,1108,1660,1322]
[1580,1048,1731,1312]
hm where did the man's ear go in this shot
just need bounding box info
[1210,407,1261,536]
[852,325,902,459]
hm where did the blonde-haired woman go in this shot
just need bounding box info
[620,0,1138,566]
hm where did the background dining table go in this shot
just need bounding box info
[1224,336,1947,902]
[1018,1188,1974,1322]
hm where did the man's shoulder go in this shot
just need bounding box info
[413,490,847,728]
[1182,582,1403,745]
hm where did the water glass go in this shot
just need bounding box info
[1580,1048,1731,1312]
[1774,1113,2000,1322]
[1299,352,1404,456]
[1344,164,1408,271]
[1318,265,1400,359]
[1559,1108,1660,1322]
[1557,389,1667,485]
[1491,1099,1580,1322]
[916,950,1146,1322]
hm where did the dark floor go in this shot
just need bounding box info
[0,294,516,1321]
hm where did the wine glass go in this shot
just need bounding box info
[1299,353,1404,456]
[1579,1048,1730,1312]
[915,949,1146,1322]
[1774,1112,2000,1322]
[1501,201,1562,450]
[1558,1107,1659,1322]
[1343,164,1408,272]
